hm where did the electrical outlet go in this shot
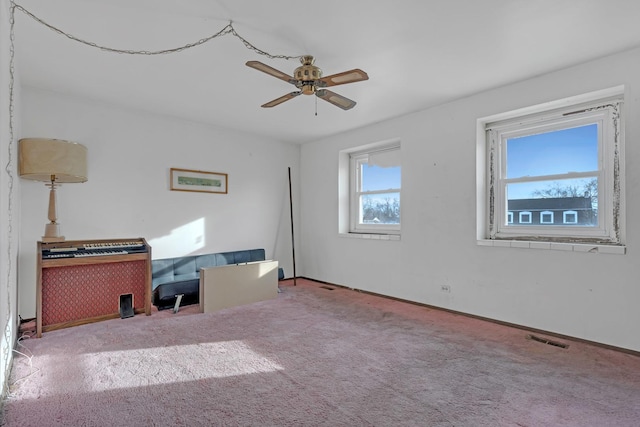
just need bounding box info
[441,285,451,293]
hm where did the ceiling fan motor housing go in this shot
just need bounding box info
[295,55,322,95]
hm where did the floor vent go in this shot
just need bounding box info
[320,285,335,291]
[527,334,569,349]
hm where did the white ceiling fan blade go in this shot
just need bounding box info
[246,61,297,85]
[261,91,302,108]
[316,89,357,110]
[317,69,369,87]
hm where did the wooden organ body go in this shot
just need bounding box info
[36,238,152,337]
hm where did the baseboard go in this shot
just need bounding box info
[298,276,640,358]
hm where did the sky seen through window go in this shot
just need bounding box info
[506,123,598,200]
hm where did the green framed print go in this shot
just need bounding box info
[170,168,228,194]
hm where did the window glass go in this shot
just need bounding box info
[359,192,400,225]
[506,124,598,179]
[519,212,532,224]
[350,145,401,234]
[506,177,598,227]
[564,211,578,224]
[361,163,401,192]
[540,211,554,224]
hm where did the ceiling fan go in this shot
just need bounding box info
[246,55,369,110]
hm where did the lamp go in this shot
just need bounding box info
[18,138,88,242]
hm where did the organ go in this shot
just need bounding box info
[36,238,152,337]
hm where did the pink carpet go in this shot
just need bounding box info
[3,279,640,426]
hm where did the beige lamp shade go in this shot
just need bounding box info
[18,138,88,242]
[19,138,88,183]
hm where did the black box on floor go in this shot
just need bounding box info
[119,293,134,319]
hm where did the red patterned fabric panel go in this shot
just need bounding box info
[41,261,146,326]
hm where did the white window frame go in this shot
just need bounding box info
[477,87,625,246]
[519,211,532,224]
[540,211,554,224]
[349,144,401,235]
[563,210,578,224]
[507,212,513,224]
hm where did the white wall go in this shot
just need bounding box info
[18,87,300,318]
[300,47,640,352]
[0,0,20,400]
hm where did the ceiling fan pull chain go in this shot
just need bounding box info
[315,95,318,116]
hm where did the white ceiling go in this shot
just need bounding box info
[12,0,640,144]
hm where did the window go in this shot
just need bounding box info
[479,87,624,245]
[563,210,578,224]
[540,211,554,224]
[519,211,532,224]
[349,144,401,234]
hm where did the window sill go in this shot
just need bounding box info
[477,239,626,254]
[340,233,401,241]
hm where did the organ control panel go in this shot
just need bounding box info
[36,238,152,337]
[41,240,149,259]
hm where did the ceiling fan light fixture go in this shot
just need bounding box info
[300,84,316,95]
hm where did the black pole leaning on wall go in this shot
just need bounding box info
[288,167,297,286]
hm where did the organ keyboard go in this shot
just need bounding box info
[42,241,148,259]
[36,238,152,337]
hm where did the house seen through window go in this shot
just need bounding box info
[505,124,599,227]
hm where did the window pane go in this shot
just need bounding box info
[361,164,401,192]
[506,124,598,179]
[540,211,554,224]
[519,212,532,223]
[360,148,401,192]
[507,177,598,200]
[359,193,400,224]
[564,211,578,224]
[506,178,598,226]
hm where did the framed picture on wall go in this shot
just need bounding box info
[170,168,228,194]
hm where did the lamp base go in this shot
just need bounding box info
[43,223,65,243]
[42,236,66,243]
